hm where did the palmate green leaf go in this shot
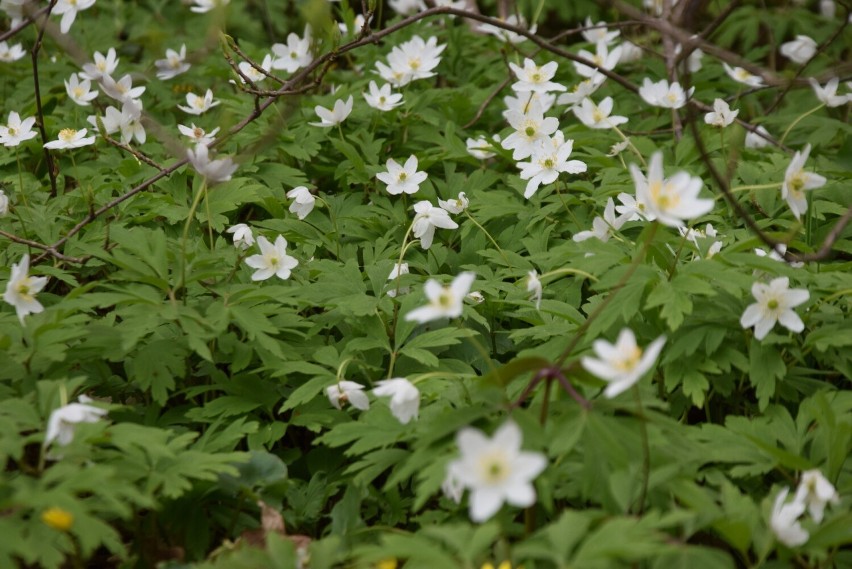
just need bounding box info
[748,341,786,410]
[570,515,670,565]
[125,338,187,405]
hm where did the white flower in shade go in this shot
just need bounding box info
[0,41,25,62]
[782,144,826,219]
[508,58,567,93]
[526,270,542,309]
[581,17,620,44]
[770,487,809,547]
[704,98,739,127]
[573,96,628,129]
[64,74,98,106]
[190,0,230,13]
[178,123,219,146]
[0,190,8,217]
[794,470,839,523]
[467,291,484,303]
[44,128,96,149]
[438,192,468,214]
[644,0,680,15]
[808,77,849,107]
[45,396,107,447]
[54,0,95,34]
[377,155,427,195]
[629,151,713,227]
[245,235,298,281]
[466,135,500,159]
[238,54,273,84]
[574,197,627,243]
[754,244,805,270]
[286,186,315,220]
[406,271,475,323]
[411,201,458,250]
[674,44,703,72]
[679,223,723,259]
[582,328,666,398]
[99,73,146,105]
[187,144,237,184]
[442,462,465,503]
[271,27,313,73]
[226,223,254,250]
[820,0,835,17]
[386,262,409,297]
[574,41,622,78]
[477,14,536,44]
[615,191,649,221]
[116,101,145,145]
[338,13,369,36]
[0,0,28,28]
[372,378,419,424]
[745,125,771,149]
[448,420,547,523]
[80,48,119,81]
[3,254,48,323]
[638,78,693,108]
[723,63,764,87]
[557,73,607,107]
[619,41,644,64]
[155,44,191,80]
[608,139,630,157]
[326,381,370,411]
[310,95,353,127]
[363,81,403,111]
[780,35,817,64]
[503,92,556,117]
[388,0,426,15]
[178,89,220,115]
[0,111,38,147]
[741,277,809,340]
[501,100,560,160]
[517,132,587,199]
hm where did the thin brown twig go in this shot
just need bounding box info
[31,0,59,198]
[0,3,50,42]
[102,133,166,172]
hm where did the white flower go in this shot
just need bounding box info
[226,223,254,250]
[572,96,628,129]
[45,396,107,447]
[582,329,666,398]
[644,0,680,15]
[508,58,566,93]
[619,41,644,64]
[442,462,465,503]
[187,143,237,184]
[326,381,370,411]
[517,132,587,199]
[808,77,849,108]
[526,270,542,309]
[615,191,648,221]
[581,17,620,45]
[190,0,230,13]
[477,14,536,44]
[674,44,703,72]
[0,41,25,62]
[438,192,468,214]
[574,41,622,79]
[740,277,809,340]
[271,27,312,73]
[64,74,98,106]
[381,35,445,87]
[245,235,298,281]
[780,35,817,65]
[406,271,475,323]
[363,81,403,111]
[704,98,739,127]
[820,0,836,17]
[178,89,220,115]
[745,125,771,149]
[501,100,560,160]
[388,0,426,15]
[448,420,547,523]
[467,291,484,303]
[338,13,369,36]
[373,378,419,424]
[629,151,713,227]
[466,135,500,159]
[754,244,804,270]
[782,144,826,220]
[722,63,764,87]
[238,54,273,84]
[310,95,353,127]
[0,111,38,147]
[286,186,316,220]
[116,101,146,145]
[3,254,48,323]
[608,139,630,157]
[377,155,427,195]
[0,0,27,28]
[411,201,458,250]
[794,470,839,523]
[80,48,119,81]
[504,91,556,117]
[574,197,627,243]
[99,73,146,105]
[639,78,693,109]
[0,189,8,217]
[44,128,96,149]
[54,0,96,34]
[679,223,723,258]
[386,262,409,297]
[155,44,191,80]
[556,73,607,107]
[770,487,809,547]
[178,123,219,145]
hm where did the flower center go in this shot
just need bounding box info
[74,87,84,97]
[408,58,421,70]
[436,289,454,309]
[59,128,77,142]
[531,72,541,82]
[592,108,604,123]
[16,281,33,300]
[767,299,779,310]
[193,127,204,138]
[8,126,18,136]
[398,172,407,181]
[269,256,280,268]
[617,345,643,372]
[543,158,554,169]
[789,174,805,195]
[479,451,510,484]
[524,126,536,137]
[379,96,386,103]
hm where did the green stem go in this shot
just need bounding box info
[179,180,208,297]
[387,222,417,379]
[612,124,646,167]
[780,103,825,144]
[729,182,782,193]
[463,210,512,269]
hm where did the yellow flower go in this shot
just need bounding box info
[376,559,397,569]
[41,507,74,531]
[482,563,514,569]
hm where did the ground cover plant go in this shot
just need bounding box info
[0,0,851,567]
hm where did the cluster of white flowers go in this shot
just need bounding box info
[325,377,420,425]
[771,470,840,547]
[375,35,446,87]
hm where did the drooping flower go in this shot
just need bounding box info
[508,58,567,93]
[781,144,826,219]
[3,254,48,323]
[447,420,547,522]
[770,487,809,547]
[573,197,627,243]
[406,271,475,323]
[80,48,119,81]
[187,143,237,184]
[155,44,191,80]
[619,41,644,64]
[116,101,146,145]
[53,0,96,34]
[373,378,419,424]
[704,98,739,127]
[722,63,764,87]
[629,151,714,227]
[310,95,353,127]
[638,78,693,109]
[377,155,427,195]
[581,328,666,398]
[745,125,771,149]
[44,128,96,150]
[808,77,849,107]
[386,262,410,298]
[178,89,220,115]
[411,201,458,250]
[572,96,628,129]
[363,81,403,111]
[526,270,542,309]
[64,74,98,106]
[45,395,107,447]
[517,132,587,199]
[438,192,469,214]
[794,470,839,523]
[226,223,254,250]
[245,235,299,281]
[780,35,817,65]
[326,381,370,411]
[0,111,38,147]
[740,277,809,340]
[286,186,316,220]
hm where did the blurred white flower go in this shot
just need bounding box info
[477,14,536,44]
[780,35,817,65]
[794,470,839,523]
[808,77,849,107]
[54,0,95,34]
[187,143,237,183]
[438,192,468,214]
[238,54,273,84]
[411,201,458,250]
[465,135,500,159]
[310,95,353,127]
[3,254,48,323]
[373,378,419,424]
[574,41,622,79]
[639,78,693,108]
[574,197,627,243]
[386,262,409,297]
[363,81,403,111]
[782,144,826,219]
[65,74,98,106]
[80,48,119,81]
[406,271,475,323]
[99,73,145,106]
[178,89,220,115]
[326,381,370,411]
[178,123,219,145]
[745,125,771,149]
[226,223,254,250]
[44,128,96,150]
[526,270,542,309]
[508,58,566,93]
[0,41,25,62]
[629,151,713,227]
[0,111,38,147]
[155,44,191,80]
[581,328,666,398]
[770,487,809,547]
[517,132,587,199]
[573,96,628,129]
[704,98,738,127]
[271,26,312,73]
[501,100,560,160]
[190,0,230,13]
[45,396,107,447]
[286,186,316,220]
[723,63,764,87]
[581,17,620,45]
